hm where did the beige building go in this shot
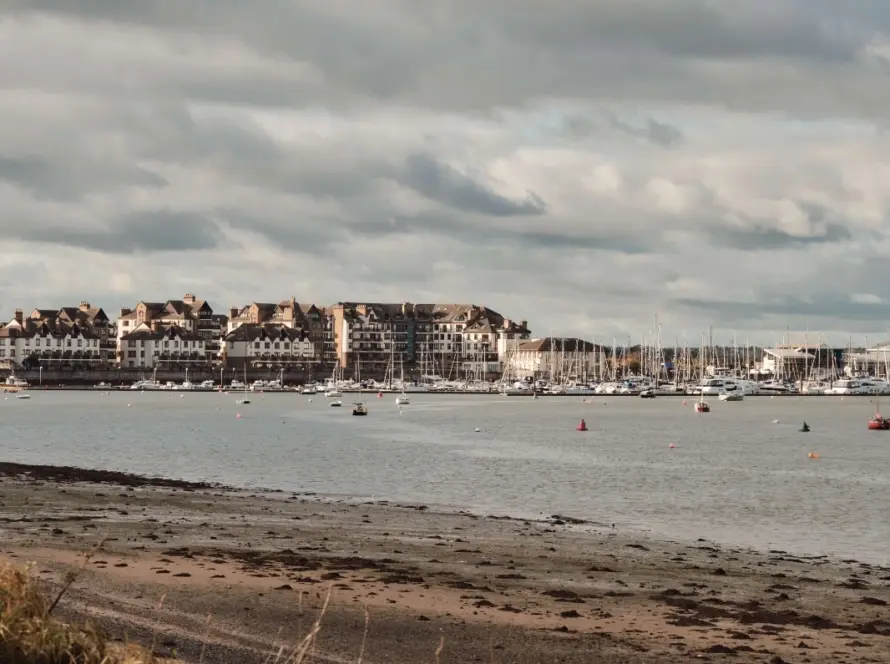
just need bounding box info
[117,294,217,363]
[328,302,531,377]
[506,337,606,381]
[225,298,329,361]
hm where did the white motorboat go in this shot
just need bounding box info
[5,375,29,388]
[395,393,410,405]
[236,398,251,404]
[15,393,31,400]
[718,393,743,402]
[329,400,342,407]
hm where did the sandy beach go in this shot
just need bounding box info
[1,463,888,663]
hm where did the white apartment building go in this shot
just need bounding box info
[0,309,102,368]
[219,323,317,368]
[118,324,206,369]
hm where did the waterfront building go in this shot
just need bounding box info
[218,323,317,370]
[116,294,217,364]
[328,302,531,378]
[505,337,606,381]
[0,308,104,369]
[225,298,329,361]
[760,347,817,379]
[117,324,206,369]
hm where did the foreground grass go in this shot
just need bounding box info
[0,561,444,664]
[0,563,159,664]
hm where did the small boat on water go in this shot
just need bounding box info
[15,394,31,400]
[329,400,342,407]
[236,398,251,405]
[694,396,710,412]
[395,393,410,405]
[640,388,656,399]
[352,402,368,416]
[718,393,743,402]
[868,415,889,430]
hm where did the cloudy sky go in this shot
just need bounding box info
[1,1,890,345]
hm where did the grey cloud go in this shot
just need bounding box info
[400,154,546,217]
[20,210,223,253]
[608,116,683,147]
[671,296,890,326]
[0,155,167,201]
[706,202,855,251]
[708,222,853,251]
[9,1,890,119]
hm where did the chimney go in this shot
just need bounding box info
[402,302,414,316]
[229,307,238,319]
[183,293,196,304]
[503,318,512,330]
[520,320,527,330]
[13,309,22,324]
[120,307,132,317]
[79,301,91,312]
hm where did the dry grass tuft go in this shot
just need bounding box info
[0,563,159,664]
[1,561,446,664]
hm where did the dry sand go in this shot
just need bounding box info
[1,463,888,663]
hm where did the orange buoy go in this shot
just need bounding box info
[577,419,588,432]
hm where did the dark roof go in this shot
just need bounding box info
[120,324,203,342]
[516,337,603,353]
[0,320,98,340]
[223,323,305,343]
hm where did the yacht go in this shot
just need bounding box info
[759,380,798,394]
[5,375,29,388]
[699,377,743,396]
[198,380,215,390]
[395,392,410,405]
[130,379,161,390]
[825,379,866,396]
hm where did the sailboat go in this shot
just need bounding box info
[695,389,710,412]
[233,366,251,404]
[353,356,368,416]
[395,357,410,404]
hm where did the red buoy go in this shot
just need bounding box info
[577,418,587,431]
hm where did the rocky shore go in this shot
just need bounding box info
[1,463,888,663]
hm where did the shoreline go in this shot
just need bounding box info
[2,463,889,662]
[0,462,866,567]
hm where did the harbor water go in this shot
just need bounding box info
[2,391,888,563]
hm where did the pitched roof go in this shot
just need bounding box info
[120,323,203,342]
[223,323,306,342]
[516,337,603,353]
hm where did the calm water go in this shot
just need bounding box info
[2,391,888,563]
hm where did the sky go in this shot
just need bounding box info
[1,1,890,346]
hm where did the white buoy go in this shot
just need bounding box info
[180,394,184,398]
[127,404,131,407]
[474,427,481,432]
[308,398,313,403]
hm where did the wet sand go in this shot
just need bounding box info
[1,464,888,663]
